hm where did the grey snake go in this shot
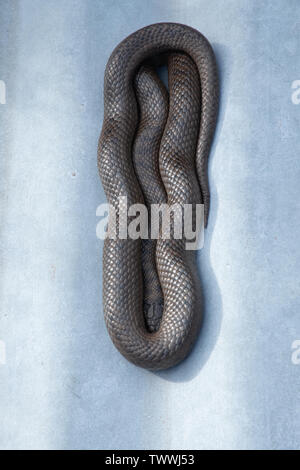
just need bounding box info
[98,23,219,370]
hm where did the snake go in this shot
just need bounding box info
[97,23,219,370]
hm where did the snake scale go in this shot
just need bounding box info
[98,23,219,370]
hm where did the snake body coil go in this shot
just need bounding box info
[98,23,218,370]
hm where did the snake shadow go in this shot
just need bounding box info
[154,43,231,383]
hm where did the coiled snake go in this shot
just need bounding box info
[98,23,218,370]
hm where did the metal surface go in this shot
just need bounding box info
[98,24,218,370]
[1,0,300,450]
